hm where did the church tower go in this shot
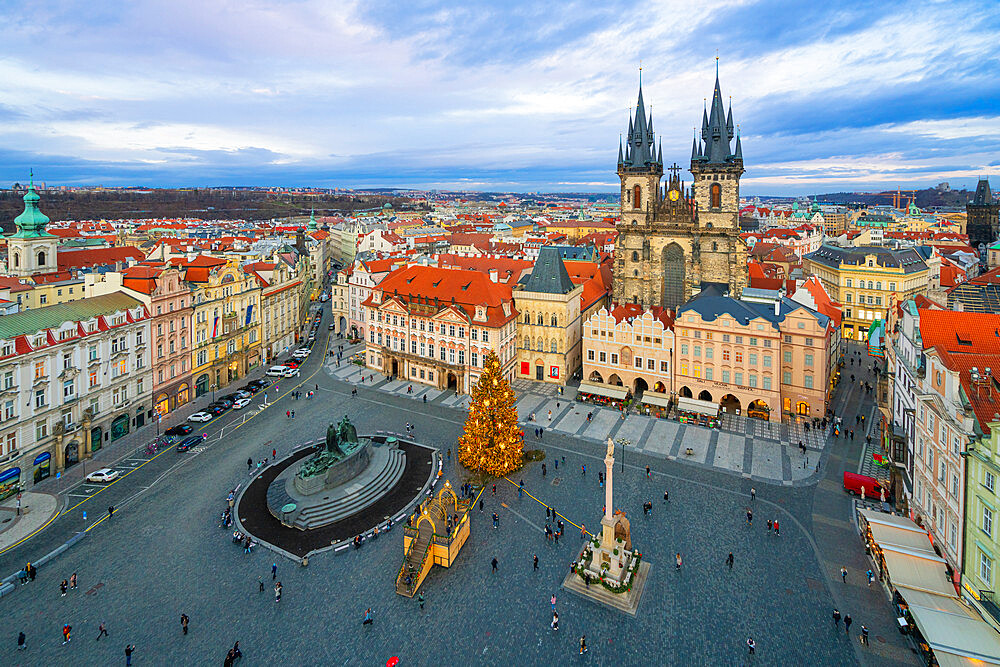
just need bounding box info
[967,177,998,250]
[690,66,748,297]
[611,67,748,310]
[5,174,59,277]
[613,85,663,306]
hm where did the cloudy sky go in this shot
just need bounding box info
[0,0,997,194]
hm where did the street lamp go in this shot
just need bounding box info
[211,384,216,403]
[616,437,631,472]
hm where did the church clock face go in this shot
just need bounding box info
[668,189,680,201]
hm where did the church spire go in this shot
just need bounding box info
[699,63,736,165]
[620,79,658,170]
[618,136,624,167]
[10,171,52,238]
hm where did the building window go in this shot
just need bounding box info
[710,183,721,208]
[952,474,959,498]
[63,380,74,398]
[471,353,479,367]
[986,470,996,494]
[681,344,688,355]
[705,347,713,360]
[705,367,713,381]
[611,353,618,365]
[634,357,642,369]
[783,350,792,364]
[647,359,654,370]
[36,421,48,440]
[749,374,758,388]
[782,371,792,384]
[804,375,814,389]
[660,361,668,372]
[722,349,730,362]
[763,376,772,390]
[981,550,993,585]
[734,352,743,363]
[721,370,730,383]
[734,372,743,386]
[763,356,772,368]
[588,350,595,361]
[804,354,814,367]
[748,353,757,365]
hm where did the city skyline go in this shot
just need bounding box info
[0,0,997,194]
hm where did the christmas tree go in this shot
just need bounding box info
[458,351,523,477]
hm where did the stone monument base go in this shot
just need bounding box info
[561,559,651,616]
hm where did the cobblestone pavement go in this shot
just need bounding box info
[330,359,832,486]
[0,319,916,665]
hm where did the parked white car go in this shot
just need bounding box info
[282,367,300,377]
[86,468,120,483]
[188,411,213,422]
[232,397,252,409]
[266,366,289,377]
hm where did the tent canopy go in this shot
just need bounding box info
[641,393,671,408]
[676,396,718,417]
[577,382,628,400]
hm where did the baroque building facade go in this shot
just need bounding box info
[613,72,748,311]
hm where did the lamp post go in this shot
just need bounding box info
[211,384,216,404]
[616,437,631,473]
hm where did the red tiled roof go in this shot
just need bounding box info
[919,309,1000,433]
[609,302,674,329]
[57,246,144,271]
[361,265,516,328]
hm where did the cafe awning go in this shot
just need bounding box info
[577,382,628,401]
[641,393,672,408]
[676,396,719,417]
[881,547,955,597]
[907,599,1000,665]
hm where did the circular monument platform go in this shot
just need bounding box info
[237,428,436,558]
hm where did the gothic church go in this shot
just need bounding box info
[612,71,748,310]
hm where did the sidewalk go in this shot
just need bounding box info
[0,491,58,552]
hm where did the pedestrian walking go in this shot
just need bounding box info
[479,499,483,512]
[582,464,586,476]
[418,593,425,610]
[61,624,71,644]
[17,631,25,650]
[664,489,669,502]
[258,577,264,593]
[362,608,373,626]
[60,579,68,596]
[96,622,109,641]
[533,555,539,571]
[746,637,755,655]
[70,573,77,589]
[125,644,135,666]
[247,457,253,471]
[774,520,779,536]
[841,566,848,583]
[867,569,874,587]
[272,563,278,580]
[180,614,189,635]
[286,410,290,419]
[726,552,734,569]
[272,448,276,459]
[550,593,557,611]
[844,614,852,635]
[542,463,546,477]
[766,519,772,532]
[751,487,756,502]
[646,465,650,479]
[491,557,498,573]
[579,635,588,654]
[746,508,753,525]
[274,581,282,603]
[551,611,559,631]
[675,553,682,569]
[833,609,841,627]
[860,625,869,646]
[107,505,114,519]
[492,513,499,529]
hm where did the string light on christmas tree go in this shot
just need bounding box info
[458,351,523,477]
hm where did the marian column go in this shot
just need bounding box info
[602,438,615,546]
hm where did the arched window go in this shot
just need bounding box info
[876,281,882,291]
[633,185,641,209]
[867,281,874,290]
[12,252,19,269]
[523,313,530,324]
[550,339,557,353]
[632,251,639,262]
[710,183,722,209]
[37,251,46,267]
[536,313,544,325]
[712,242,718,252]
[550,314,558,326]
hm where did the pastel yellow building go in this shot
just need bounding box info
[183,256,263,398]
[804,245,928,341]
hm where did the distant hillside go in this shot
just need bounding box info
[0,189,406,223]
[812,187,974,208]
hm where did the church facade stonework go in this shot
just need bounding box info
[612,72,748,310]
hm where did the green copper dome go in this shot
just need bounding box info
[9,173,54,239]
[307,208,318,232]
